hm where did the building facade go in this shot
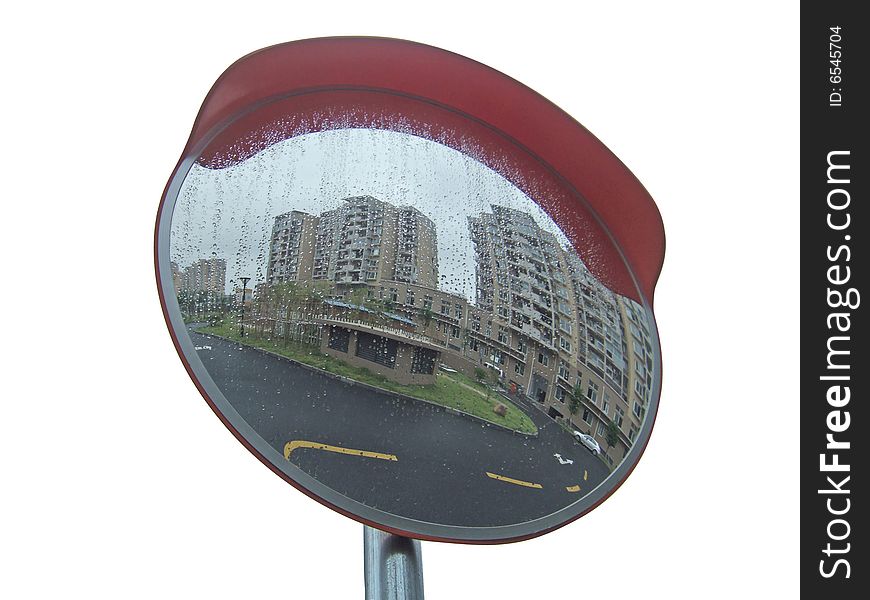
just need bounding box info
[266,210,319,285]
[467,205,654,466]
[177,258,226,295]
[267,196,438,289]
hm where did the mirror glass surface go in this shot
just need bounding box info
[163,124,659,535]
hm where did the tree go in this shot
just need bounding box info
[605,420,620,449]
[474,367,488,383]
[568,394,581,418]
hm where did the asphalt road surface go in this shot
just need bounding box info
[188,327,610,527]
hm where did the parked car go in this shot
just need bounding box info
[573,431,601,454]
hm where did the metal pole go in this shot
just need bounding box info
[239,277,250,337]
[363,526,424,600]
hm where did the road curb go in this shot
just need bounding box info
[194,331,538,438]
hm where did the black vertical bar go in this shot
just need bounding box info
[802,4,865,596]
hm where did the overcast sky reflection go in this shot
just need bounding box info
[170,128,571,300]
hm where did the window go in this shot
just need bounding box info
[355,332,397,368]
[635,379,646,398]
[517,338,527,353]
[441,300,450,315]
[596,422,606,437]
[586,381,599,404]
[451,325,460,338]
[497,327,509,344]
[559,319,572,335]
[405,290,415,306]
[633,401,644,419]
[555,386,566,403]
[605,361,622,383]
[582,408,592,424]
[615,405,625,428]
[602,396,610,417]
[558,360,570,381]
[327,327,350,353]
[389,288,398,302]
[537,351,549,366]
[455,304,463,319]
[423,295,433,310]
[629,426,638,442]
[514,361,525,376]
[559,337,572,352]
[411,347,437,374]
[635,360,647,380]
[497,305,509,318]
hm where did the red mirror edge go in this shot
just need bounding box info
[181,37,665,304]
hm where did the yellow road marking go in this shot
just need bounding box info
[284,440,397,462]
[584,470,588,481]
[486,472,542,489]
[566,485,581,493]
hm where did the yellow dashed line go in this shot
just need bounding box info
[284,440,398,462]
[584,470,588,481]
[486,472,542,489]
[566,485,581,493]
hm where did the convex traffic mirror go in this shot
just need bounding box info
[156,38,664,551]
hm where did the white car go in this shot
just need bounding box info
[573,431,601,454]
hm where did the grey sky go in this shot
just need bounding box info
[170,128,571,301]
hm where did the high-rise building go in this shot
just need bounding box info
[468,205,653,466]
[268,196,438,288]
[618,295,655,448]
[312,196,391,284]
[266,210,319,285]
[393,205,438,287]
[565,254,629,398]
[468,205,580,405]
[179,258,226,295]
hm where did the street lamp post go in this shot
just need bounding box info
[239,277,251,337]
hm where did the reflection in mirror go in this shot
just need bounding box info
[169,128,656,528]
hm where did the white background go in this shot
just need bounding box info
[1,2,799,598]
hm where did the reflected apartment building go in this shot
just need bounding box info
[267,196,438,289]
[176,257,226,295]
[264,196,442,385]
[260,198,653,466]
[467,206,654,465]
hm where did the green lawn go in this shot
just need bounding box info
[198,321,537,434]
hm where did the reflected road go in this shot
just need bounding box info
[189,327,610,527]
